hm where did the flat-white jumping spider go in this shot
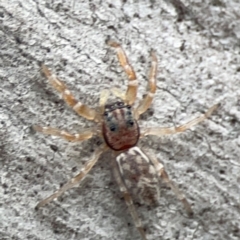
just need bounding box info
[35,41,218,240]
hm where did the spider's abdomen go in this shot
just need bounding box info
[102,102,139,151]
[116,146,160,205]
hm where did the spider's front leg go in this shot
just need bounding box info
[36,144,107,209]
[108,41,158,119]
[135,51,158,119]
[107,41,138,105]
[41,65,99,121]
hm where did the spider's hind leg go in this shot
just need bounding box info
[112,156,147,240]
[149,154,193,216]
[36,144,107,209]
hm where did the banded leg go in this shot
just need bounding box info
[42,65,98,121]
[112,159,147,240]
[108,41,138,105]
[149,155,193,216]
[135,51,157,119]
[36,144,107,209]
[33,126,94,142]
[142,104,219,137]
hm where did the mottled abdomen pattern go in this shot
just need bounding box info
[102,102,139,151]
[116,146,160,205]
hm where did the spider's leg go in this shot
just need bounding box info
[135,51,157,119]
[112,158,147,240]
[142,104,219,137]
[99,89,110,113]
[108,41,137,105]
[36,144,107,209]
[149,154,193,216]
[41,65,98,121]
[33,126,94,142]
[110,88,126,102]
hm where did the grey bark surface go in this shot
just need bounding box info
[0,1,239,240]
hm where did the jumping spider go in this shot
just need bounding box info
[35,41,218,240]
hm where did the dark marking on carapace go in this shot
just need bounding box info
[102,101,139,151]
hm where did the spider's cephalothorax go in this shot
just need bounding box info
[102,101,139,151]
[35,40,218,240]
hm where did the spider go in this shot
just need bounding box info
[35,41,219,240]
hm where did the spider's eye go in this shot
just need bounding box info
[127,120,134,126]
[106,117,112,122]
[126,105,131,109]
[109,124,116,132]
[126,110,132,115]
[117,102,123,106]
[104,112,108,116]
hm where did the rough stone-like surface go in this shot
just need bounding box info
[0,1,239,240]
